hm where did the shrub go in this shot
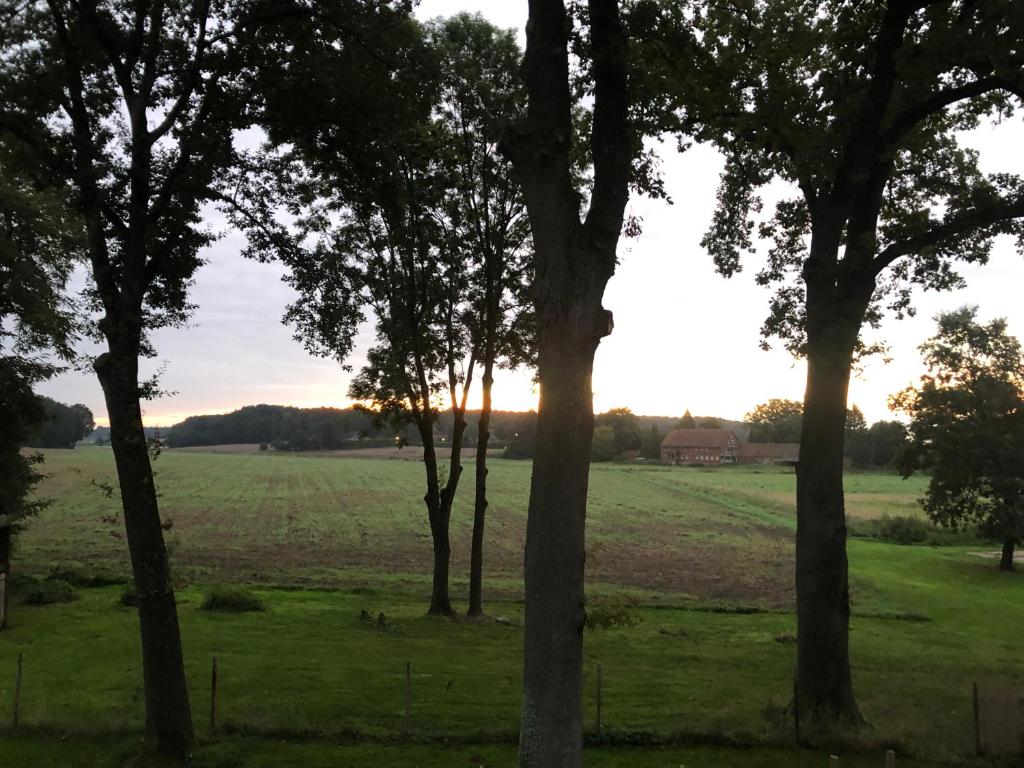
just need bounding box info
[19,578,77,605]
[200,586,265,613]
[584,599,642,630]
[119,584,138,607]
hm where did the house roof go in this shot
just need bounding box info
[737,442,801,460]
[660,429,738,449]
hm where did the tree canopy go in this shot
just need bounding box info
[894,307,1024,571]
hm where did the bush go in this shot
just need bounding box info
[19,578,77,605]
[200,586,265,613]
[119,584,138,607]
[584,599,642,630]
[848,514,983,546]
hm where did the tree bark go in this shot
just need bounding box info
[1000,538,1015,572]
[795,347,861,723]
[418,421,453,617]
[94,346,194,761]
[468,364,494,618]
[520,322,604,768]
[509,3,629,765]
[0,524,10,631]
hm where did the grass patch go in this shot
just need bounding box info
[200,586,265,613]
[848,514,985,546]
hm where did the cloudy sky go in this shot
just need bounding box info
[38,1,1024,427]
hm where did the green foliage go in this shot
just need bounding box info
[26,398,95,449]
[640,424,662,460]
[675,410,696,429]
[17,577,77,605]
[594,408,643,458]
[590,426,619,462]
[200,586,266,614]
[641,0,1024,357]
[584,598,643,630]
[746,399,803,443]
[893,307,1024,558]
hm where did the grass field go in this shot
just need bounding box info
[1,447,1021,766]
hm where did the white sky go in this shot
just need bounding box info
[38,1,1024,427]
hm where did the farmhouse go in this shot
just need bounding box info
[660,429,740,465]
[660,429,801,467]
[737,441,800,466]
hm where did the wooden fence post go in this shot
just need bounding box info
[972,681,981,756]
[793,678,801,743]
[210,657,218,732]
[12,652,22,728]
[595,663,603,733]
[404,661,412,732]
[885,748,895,768]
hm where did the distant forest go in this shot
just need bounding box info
[158,404,747,453]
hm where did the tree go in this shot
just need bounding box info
[27,398,95,449]
[425,14,533,619]
[246,8,528,617]
[640,423,662,459]
[746,399,803,443]
[676,409,696,429]
[649,0,1024,721]
[0,140,81,630]
[893,307,1024,571]
[595,407,643,455]
[500,1,634,764]
[0,1,278,757]
[866,420,909,468]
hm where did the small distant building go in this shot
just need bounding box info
[660,429,740,466]
[737,442,800,466]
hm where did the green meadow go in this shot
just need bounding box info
[1,447,1020,766]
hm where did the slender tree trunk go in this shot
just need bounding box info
[468,364,494,618]
[419,428,453,617]
[94,346,194,761]
[519,324,602,768]
[0,524,10,631]
[1000,538,1015,572]
[795,335,861,723]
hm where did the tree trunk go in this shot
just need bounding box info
[1000,538,1015,572]
[419,429,454,617]
[795,342,861,724]
[519,324,603,768]
[0,524,10,631]
[468,364,494,618]
[95,348,194,761]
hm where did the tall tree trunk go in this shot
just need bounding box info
[795,336,861,723]
[519,322,603,768]
[1000,538,1015,572]
[510,2,629,765]
[468,364,494,618]
[94,347,194,761]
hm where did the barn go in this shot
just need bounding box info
[659,429,740,465]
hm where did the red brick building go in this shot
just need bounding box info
[660,429,800,467]
[660,429,740,465]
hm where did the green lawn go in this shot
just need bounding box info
[1,448,1018,766]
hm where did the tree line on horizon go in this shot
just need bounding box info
[2,0,1023,766]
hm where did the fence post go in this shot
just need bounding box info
[829,756,839,767]
[972,681,981,756]
[885,748,895,768]
[12,652,22,728]
[404,661,412,733]
[793,678,801,744]
[210,657,218,732]
[595,663,603,733]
